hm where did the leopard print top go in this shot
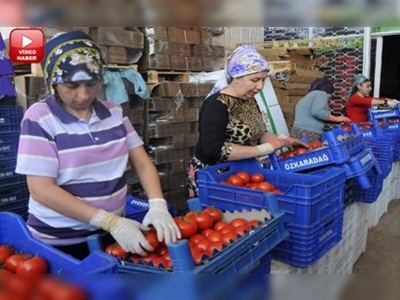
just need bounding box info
[218,93,266,161]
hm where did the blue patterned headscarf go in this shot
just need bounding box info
[207,45,270,98]
[347,74,370,101]
[41,30,104,95]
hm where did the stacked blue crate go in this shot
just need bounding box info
[197,159,345,268]
[0,106,28,217]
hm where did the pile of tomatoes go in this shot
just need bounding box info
[355,123,373,131]
[221,171,282,193]
[105,207,263,270]
[277,140,323,160]
[0,244,88,300]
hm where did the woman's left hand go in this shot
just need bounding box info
[279,136,310,149]
[142,199,181,244]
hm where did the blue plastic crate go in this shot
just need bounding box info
[368,106,400,120]
[198,159,346,227]
[363,133,395,178]
[0,133,19,160]
[350,122,383,137]
[92,197,288,274]
[0,34,14,76]
[125,195,175,222]
[269,127,365,173]
[339,148,381,189]
[394,134,400,162]
[352,169,384,204]
[344,178,355,207]
[0,76,15,97]
[0,184,29,212]
[0,158,27,188]
[271,209,344,268]
[249,254,271,274]
[0,212,118,273]
[0,105,22,133]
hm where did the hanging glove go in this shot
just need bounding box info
[387,99,399,109]
[327,115,352,123]
[255,139,285,156]
[90,209,153,256]
[142,199,181,244]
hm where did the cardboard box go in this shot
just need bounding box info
[272,81,311,90]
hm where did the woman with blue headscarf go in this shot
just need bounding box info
[16,31,180,259]
[187,45,308,197]
[290,78,351,142]
[346,74,399,123]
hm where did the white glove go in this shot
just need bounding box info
[387,99,399,109]
[90,209,153,256]
[142,199,181,244]
[255,139,285,156]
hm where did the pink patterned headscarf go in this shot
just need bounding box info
[207,45,270,98]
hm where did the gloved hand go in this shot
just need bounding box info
[387,99,400,109]
[328,115,352,123]
[142,199,181,244]
[90,209,153,256]
[255,139,285,156]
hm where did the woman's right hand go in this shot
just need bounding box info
[90,210,153,256]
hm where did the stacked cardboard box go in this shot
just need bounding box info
[129,81,213,212]
[139,27,225,72]
[260,48,325,131]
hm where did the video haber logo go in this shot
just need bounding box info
[9,28,45,64]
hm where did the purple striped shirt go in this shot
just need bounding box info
[16,96,143,245]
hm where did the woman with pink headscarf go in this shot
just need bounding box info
[187,45,308,197]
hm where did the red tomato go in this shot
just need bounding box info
[48,282,88,300]
[0,244,14,264]
[246,182,259,190]
[341,124,351,131]
[15,256,48,276]
[143,252,160,264]
[201,228,216,238]
[185,211,214,231]
[104,243,129,259]
[218,224,235,235]
[207,231,223,243]
[206,241,224,255]
[213,221,229,231]
[236,171,250,185]
[222,231,238,245]
[235,224,251,237]
[151,257,168,268]
[196,239,211,253]
[273,189,284,194]
[174,216,198,238]
[2,273,34,299]
[203,207,223,223]
[227,175,244,187]
[230,218,248,228]
[157,245,169,256]
[161,251,171,262]
[296,147,308,154]
[144,231,160,252]
[4,253,31,273]
[189,245,204,264]
[256,181,275,192]
[189,233,206,244]
[248,219,261,229]
[313,141,322,149]
[250,173,264,183]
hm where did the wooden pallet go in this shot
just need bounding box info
[142,70,205,84]
[104,64,138,71]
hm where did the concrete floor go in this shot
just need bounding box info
[340,199,400,300]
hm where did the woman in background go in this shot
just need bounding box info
[290,79,351,142]
[346,74,399,123]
